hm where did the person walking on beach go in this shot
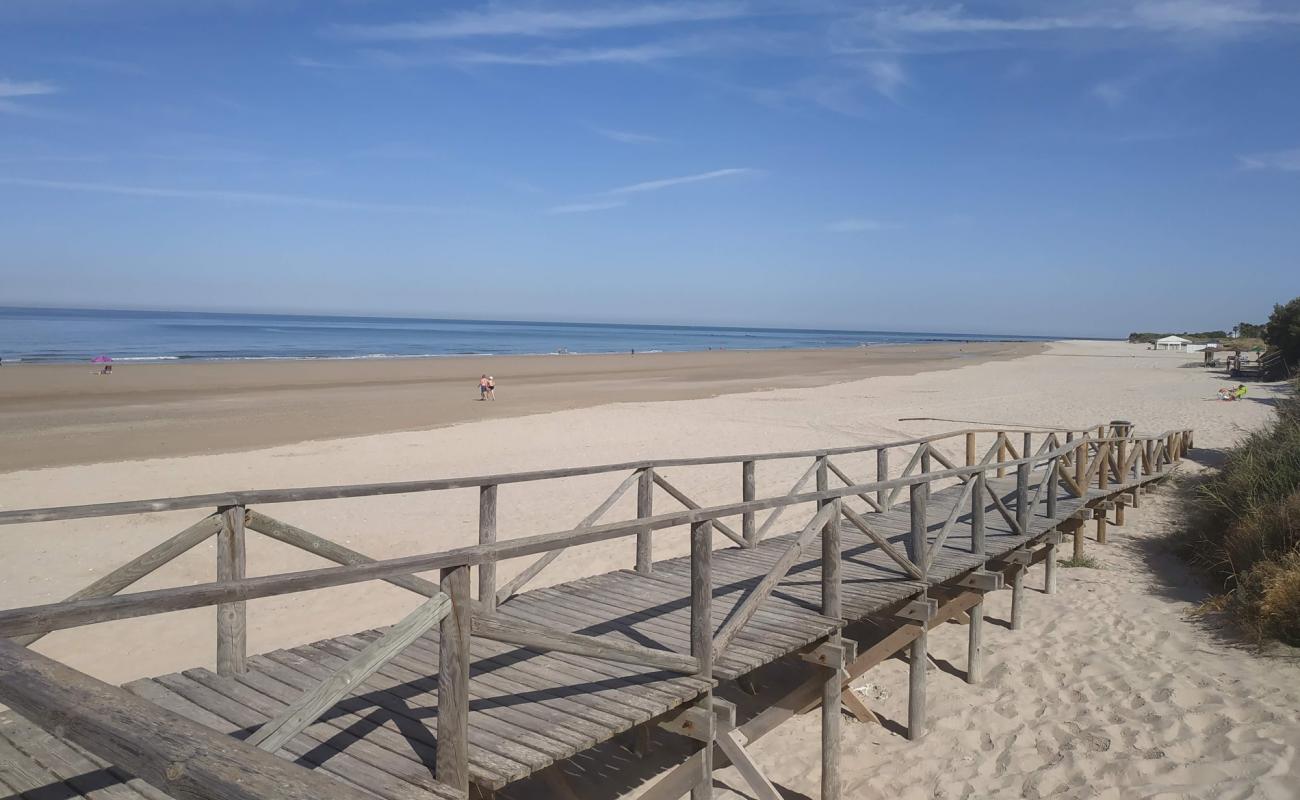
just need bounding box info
[487,376,496,401]
[479,374,489,401]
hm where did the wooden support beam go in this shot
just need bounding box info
[1044,541,1058,595]
[246,592,451,754]
[654,472,747,548]
[478,485,498,612]
[876,449,890,511]
[472,614,697,673]
[841,505,924,581]
[496,469,641,603]
[842,688,881,725]
[1010,565,1025,631]
[895,598,938,623]
[742,461,756,546]
[716,730,781,800]
[957,570,1003,592]
[437,564,471,794]
[1094,506,1108,544]
[690,518,714,800]
[216,505,246,676]
[637,468,654,574]
[12,514,223,648]
[0,639,374,800]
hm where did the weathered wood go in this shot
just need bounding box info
[841,505,924,581]
[996,433,1007,478]
[716,729,780,800]
[877,448,890,511]
[967,595,984,684]
[1010,564,1025,630]
[637,468,654,574]
[689,518,713,800]
[246,592,451,754]
[246,510,441,599]
[654,471,747,548]
[437,564,471,794]
[712,502,838,657]
[907,619,927,741]
[471,614,697,673]
[12,514,223,648]
[496,469,641,603]
[742,460,756,546]
[216,505,246,677]
[1044,541,1058,594]
[971,471,986,555]
[965,433,976,467]
[0,639,377,800]
[753,460,818,542]
[825,459,885,513]
[0,436,1147,640]
[478,485,498,612]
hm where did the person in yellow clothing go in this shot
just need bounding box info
[1233,384,1248,400]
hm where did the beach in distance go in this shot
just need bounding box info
[0,340,1040,471]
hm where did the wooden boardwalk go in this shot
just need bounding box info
[0,423,1192,800]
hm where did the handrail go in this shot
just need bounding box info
[0,429,1190,640]
[0,423,1172,526]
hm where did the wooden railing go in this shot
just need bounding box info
[0,422,1193,798]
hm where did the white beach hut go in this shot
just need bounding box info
[1155,335,1192,351]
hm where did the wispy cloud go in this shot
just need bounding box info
[1238,148,1300,172]
[450,42,690,66]
[0,177,445,213]
[841,1,1300,52]
[606,167,758,194]
[0,78,58,97]
[0,77,59,116]
[548,200,626,214]
[596,127,667,144]
[331,2,748,41]
[825,218,895,233]
[866,59,906,100]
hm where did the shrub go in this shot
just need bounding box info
[1265,296,1300,366]
[1175,382,1300,644]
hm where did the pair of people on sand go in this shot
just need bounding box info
[1218,384,1247,401]
[479,374,496,401]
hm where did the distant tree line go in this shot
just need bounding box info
[1126,331,1230,344]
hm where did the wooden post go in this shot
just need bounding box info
[1010,562,1025,630]
[636,468,654,574]
[1015,450,1030,533]
[996,433,1007,478]
[965,432,976,467]
[217,504,247,676]
[478,485,498,613]
[690,519,713,800]
[1064,431,1074,470]
[877,449,890,511]
[967,470,985,685]
[908,482,927,740]
[1046,457,1058,520]
[1076,439,1087,487]
[1073,520,1085,561]
[1144,440,1155,476]
[1045,541,1058,595]
[742,461,756,547]
[437,564,471,794]
[1097,441,1110,544]
[821,496,842,800]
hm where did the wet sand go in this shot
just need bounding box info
[0,342,1039,471]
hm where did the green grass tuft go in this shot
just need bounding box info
[1057,555,1101,569]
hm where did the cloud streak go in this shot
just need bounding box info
[0,177,445,213]
[825,218,894,233]
[596,127,667,144]
[606,167,757,194]
[1238,148,1300,172]
[332,2,747,41]
[548,200,627,214]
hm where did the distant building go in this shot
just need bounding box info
[1155,335,1192,351]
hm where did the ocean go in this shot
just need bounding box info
[0,307,1059,363]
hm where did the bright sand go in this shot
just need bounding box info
[1,340,1296,798]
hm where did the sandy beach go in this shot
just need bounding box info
[1,339,1297,798]
[0,341,1036,471]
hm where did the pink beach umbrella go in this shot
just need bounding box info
[91,355,112,363]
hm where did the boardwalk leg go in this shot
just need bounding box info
[437,564,471,794]
[908,619,927,740]
[1010,564,1025,630]
[690,519,713,800]
[216,504,247,676]
[1095,508,1108,544]
[1073,521,1085,560]
[821,495,842,800]
[478,485,498,612]
[967,599,984,684]
[1115,499,1126,526]
[1044,541,1058,594]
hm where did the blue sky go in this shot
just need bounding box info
[1,1,1298,337]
